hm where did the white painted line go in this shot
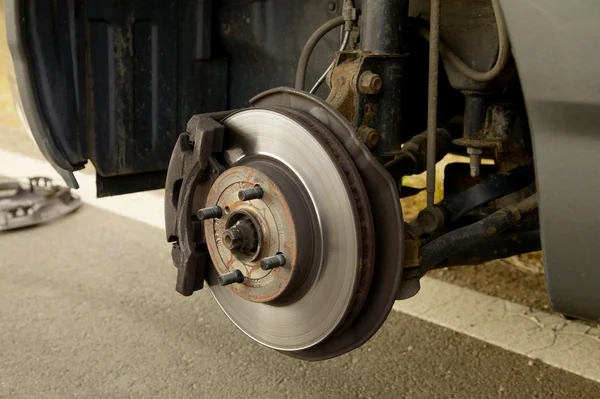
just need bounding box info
[3,148,600,381]
[395,277,600,382]
[0,149,165,229]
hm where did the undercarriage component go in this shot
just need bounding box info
[399,193,539,299]
[164,111,230,296]
[326,52,407,158]
[436,223,540,268]
[454,93,533,176]
[165,87,403,360]
[420,194,538,272]
[295,15,346,92]
[410,163,535,236]
[0,177,81,231]
[296,0,358,94]
[326,0,409,158]
[384,128,452,180]
[415,0,510,85]
[410,0,514,93]
[206,108,374,351]
[425,0,441,208]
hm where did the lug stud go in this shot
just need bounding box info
[238,186,263,201]
[217,270,245,286]
[197,206,223,220]
[260,254,286,270]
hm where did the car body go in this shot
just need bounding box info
[5,0,600,356]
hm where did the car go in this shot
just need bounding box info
[5,0,600,360]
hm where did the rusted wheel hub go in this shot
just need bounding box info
[205,164,316,303]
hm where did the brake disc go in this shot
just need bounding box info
[251,89,404,360]
[205,107,375,351]
[165,87,404,360]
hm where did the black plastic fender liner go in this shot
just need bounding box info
[5,1,80,188]
[251,87,405,360]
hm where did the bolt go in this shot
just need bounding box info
[217,270,245,286]
[238,186,263,201]
[358,71,382,94]
[197,206,223,220]
[467,147,483,178]
[327,1,337,11]
[260,254,287,270]
[357,125,379,148]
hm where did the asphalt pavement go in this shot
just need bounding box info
[1,118,600,398]
[2,199,600,398]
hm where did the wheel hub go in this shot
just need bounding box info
[205,164,315,303]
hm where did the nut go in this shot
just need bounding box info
[467,147,484,178]
[357,125,379,148]
[358,71,382,94]
[466,147,484,156]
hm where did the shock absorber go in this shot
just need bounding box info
[359,0,409,158]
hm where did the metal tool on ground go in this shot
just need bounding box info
[0,177,81,231]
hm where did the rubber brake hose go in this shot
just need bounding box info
[417,0,510,82]
[295,16,345,91]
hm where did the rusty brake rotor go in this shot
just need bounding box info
[204,107,374,351]
[250,88,404,360]
[164,87,404,360]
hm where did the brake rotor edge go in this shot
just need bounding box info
[250,87,405,361]
[209,107,374,350]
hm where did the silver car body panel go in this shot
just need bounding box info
[501,0,600,320]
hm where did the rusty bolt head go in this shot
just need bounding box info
[357,125,379,148]
[358,71,382,94]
